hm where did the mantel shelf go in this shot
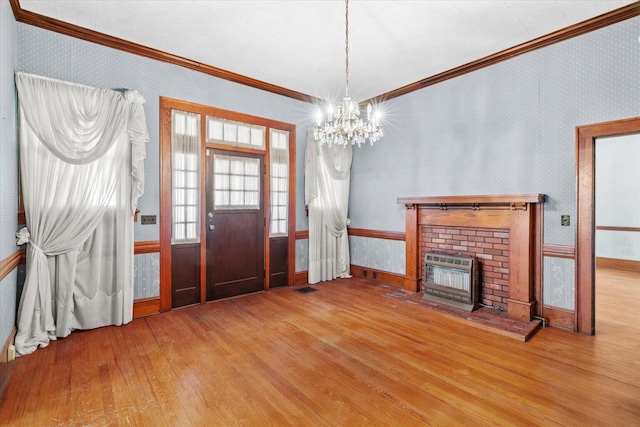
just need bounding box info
[397,194,545,206]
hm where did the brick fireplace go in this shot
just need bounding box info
[398,195,545,321]
[421,227,509,311]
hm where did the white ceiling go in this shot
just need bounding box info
[19,0,636,102]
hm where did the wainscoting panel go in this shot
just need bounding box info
[134,252,160,300]
[295,238,308,273]
[543,256,575,311]
[349,236,405,275]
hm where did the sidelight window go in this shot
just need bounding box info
[171,109,201,243]
[269,129,289,236]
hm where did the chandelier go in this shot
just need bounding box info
[314,0,383,148]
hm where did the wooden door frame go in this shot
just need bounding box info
[575,116,640,334]
[160,97,297,312]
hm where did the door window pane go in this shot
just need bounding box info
[213,154,260,210]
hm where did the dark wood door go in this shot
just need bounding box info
[206,149,265,300]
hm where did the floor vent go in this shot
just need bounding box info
[295,286,318,294]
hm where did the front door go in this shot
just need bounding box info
[205,149,265,300]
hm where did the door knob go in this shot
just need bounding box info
[209,224,215,231]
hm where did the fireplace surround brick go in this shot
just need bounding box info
[421,227,510,310]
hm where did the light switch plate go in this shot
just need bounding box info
[561,215,570,226]
[140,215,156,225]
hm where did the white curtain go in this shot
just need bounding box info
[305,131,353,283]
[14,73,148,356]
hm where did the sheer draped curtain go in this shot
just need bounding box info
[305,131,353,283]
[14,73,148,356]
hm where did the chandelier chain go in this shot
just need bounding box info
[345,0,349,95]
[313,0,383,148]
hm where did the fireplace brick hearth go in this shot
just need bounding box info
[421,227,510,311]
[398,194,545,322]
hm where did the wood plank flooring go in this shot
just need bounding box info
[1,272,639,426]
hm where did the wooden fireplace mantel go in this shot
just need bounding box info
[397,194,545,207]
[398,194,545,322]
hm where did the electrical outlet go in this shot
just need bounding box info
[140,215,156,225]
[561,215,570,226]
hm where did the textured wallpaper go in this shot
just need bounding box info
[350,16,640,247]
[16,22,314,303]
[348,16,640,304]
[0,0,18,347]
[17,23,313,243]
[349,236,405,275]
[12,12,640,315]
[1,0,18,261]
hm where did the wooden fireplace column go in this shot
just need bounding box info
[397,194,545,322]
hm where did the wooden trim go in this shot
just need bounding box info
[534,203,544,319]
[133,297,160,318]
[543,306,575,331]
[576,116,640,335]
[404,204,420,292]
[10,0,319,104]
[347,228,405,241]
[160,101,173,312]
[295,230,309,240]
[17,211,25,226]
[419,209,511,229]
[134,240,160,254]
[543,244,576,259]
[205,142,266,155]
[507,206,536,320]
[287,129,297,287]
[12,1,638,108]
[596,226,640,233]
[160,97,297,309]
[265,138,271,290]
[368,3,640,104]
[596,257,640,273]
[403,195,544,322]
[350,265,404,288]
[0,251,22,283]
[0,327,17,364]
[397,194,545,206]
[294,271,308,286]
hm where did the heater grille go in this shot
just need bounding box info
[423,252,478,312]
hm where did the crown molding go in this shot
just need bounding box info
[9,0,321,104]
[11,0,640,105]
[366,2,640,104]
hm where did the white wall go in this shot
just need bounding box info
[596,133,640,261]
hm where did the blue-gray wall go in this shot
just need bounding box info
[16,22,315,296]
[0,0,18,348]
[6,9,640,324]
[349,16,640,310]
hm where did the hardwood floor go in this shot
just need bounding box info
[1,274,639,426]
